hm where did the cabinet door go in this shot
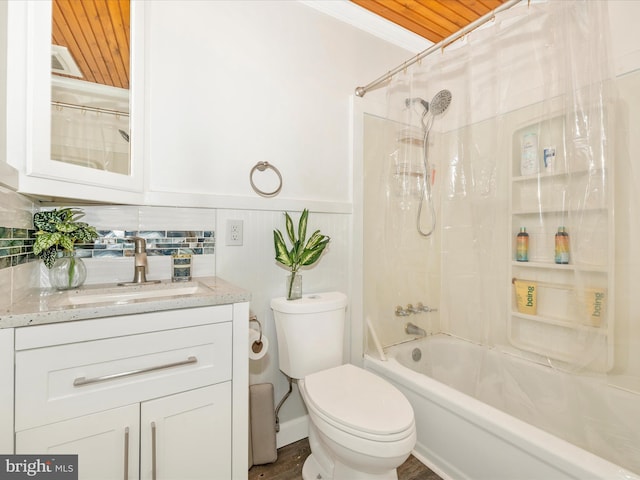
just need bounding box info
[140,383,232,480]
[0,328,13,454]
[10,1,145,203]
[16,404,140,480]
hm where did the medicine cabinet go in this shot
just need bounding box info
[5,1,145,202]
[508,108,614,372]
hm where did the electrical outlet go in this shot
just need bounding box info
[226,219,243,246]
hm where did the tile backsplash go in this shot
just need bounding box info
[0,191,217,292]
[0,228,215,270]
[0,227,34,269]
[85,229,215,259]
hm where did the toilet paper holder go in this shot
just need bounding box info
[249,313,263,350]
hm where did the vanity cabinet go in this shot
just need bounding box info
[16,404,141,479]
[508,110,613,371]
[0,328,14,454]
[11,303,248,479]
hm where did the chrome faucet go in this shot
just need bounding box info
[395,303,438,317]
[119,237,160,286]
[416,302,438,313]
[405,322,427,337]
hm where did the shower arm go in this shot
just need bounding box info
[354,0,522,98]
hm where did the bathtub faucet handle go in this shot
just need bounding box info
[417,302,438,313]
[395,305,410,317]
[407,304,421,314]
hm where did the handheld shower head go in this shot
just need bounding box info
[429,89,452,116]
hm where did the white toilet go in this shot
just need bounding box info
[271,292,416,480]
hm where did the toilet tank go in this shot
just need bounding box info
[271,292,348,379]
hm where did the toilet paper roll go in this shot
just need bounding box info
[249,327,269,361]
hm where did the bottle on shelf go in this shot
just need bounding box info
[516,227,529,262]
[521,133,539,176]
[555,226,570,264]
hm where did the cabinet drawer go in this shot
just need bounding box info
[15,323,232,431]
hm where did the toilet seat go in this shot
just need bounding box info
[302,364,415,443]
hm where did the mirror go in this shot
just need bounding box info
[50,0,131,175]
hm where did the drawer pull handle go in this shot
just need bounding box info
[124,426,129,480]
[151,421,157,480]
[73,356,198,387]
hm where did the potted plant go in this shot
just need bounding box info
[274,209,330,300]
[33,207,99,290]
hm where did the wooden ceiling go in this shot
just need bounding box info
[52,0,130,89]
[350,0,510,43]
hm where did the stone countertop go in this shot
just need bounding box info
[0,276,251,329]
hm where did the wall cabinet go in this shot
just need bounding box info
[2,1,145,204]
[11,304,248,479]
[509,111,613,371]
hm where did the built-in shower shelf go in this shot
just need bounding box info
[511,312,607,333]
[508,111,613,372]
[512,206,607,215]
[512,167,607,183]
[511,261,607,273]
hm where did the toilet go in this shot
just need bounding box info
[271,292,416,480]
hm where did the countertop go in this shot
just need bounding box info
[0,276,251,329]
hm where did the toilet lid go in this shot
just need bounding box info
[303,364,414,436]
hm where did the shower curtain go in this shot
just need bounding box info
[51,102,130,174]
[362,0,639,473]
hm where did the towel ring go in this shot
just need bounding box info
[250,161,282,197]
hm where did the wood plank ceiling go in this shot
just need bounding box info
[52,0,129,89]
[350,0,510,43]
[51,0,507,90]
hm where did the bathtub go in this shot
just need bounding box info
[364,334,640,480]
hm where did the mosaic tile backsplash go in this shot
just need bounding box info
[0,227,215,269]
[0,227,34,269]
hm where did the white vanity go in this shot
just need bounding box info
[0,277,250,480]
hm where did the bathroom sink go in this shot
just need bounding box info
[59,281,213,306]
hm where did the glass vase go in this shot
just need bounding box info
[286,273,302,300]
[49,252,87,290]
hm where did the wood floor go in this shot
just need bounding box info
[248,438,442,480]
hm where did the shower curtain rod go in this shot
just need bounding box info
[354,0,523,97]
[51,100,129,118]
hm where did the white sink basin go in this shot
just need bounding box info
[60,281,213,306]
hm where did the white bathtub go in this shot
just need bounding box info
[364,334,640,480]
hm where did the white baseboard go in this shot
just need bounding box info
[276,414,309,448]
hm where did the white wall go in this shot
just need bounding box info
[608,0,640,76]
[215,208,350,445]
[144,0,410,213]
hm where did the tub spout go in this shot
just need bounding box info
[405,322,426,337]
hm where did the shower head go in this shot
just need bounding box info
[429,90,452,116]
[404,97,429,112]
[118,129,130,143]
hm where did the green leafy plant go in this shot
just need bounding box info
[33,207,99,269]
[274,209,330,299]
